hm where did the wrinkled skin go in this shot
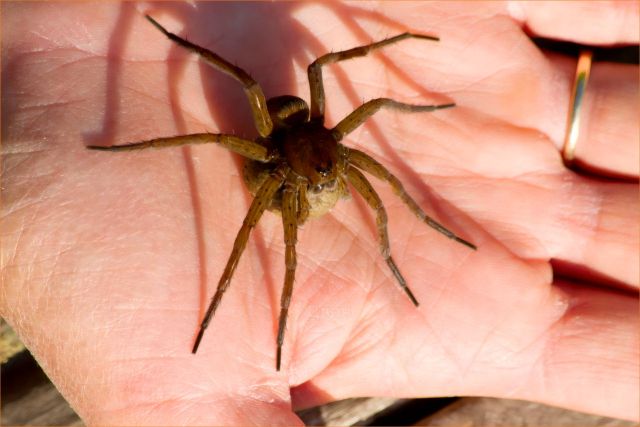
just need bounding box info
[1,2,638,425]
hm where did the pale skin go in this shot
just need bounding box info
[1,2,638,425]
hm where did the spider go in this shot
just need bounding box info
[88,15,476,371]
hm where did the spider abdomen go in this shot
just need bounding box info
[242,158,348,220]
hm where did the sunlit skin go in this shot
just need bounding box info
[88,15,475,370]
[2,3,637,425]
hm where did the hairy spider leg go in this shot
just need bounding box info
[348,148,476,250]
[308,32,439,121]
[276,174,300,370]
[297,182,310,225]
[346,166,419,306]
[332,98,455,141]
[87,133,274,162]
[192,167,287,353]
[145,15,273,137]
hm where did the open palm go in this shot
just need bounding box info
[2,2,637,425]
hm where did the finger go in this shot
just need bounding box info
[530,280,639,420]
[503,172,639,289]
[292,280,639,421]
[408,109,639,289]
[508,3,640,178]
[570,60,639,177]
[554,178,639,289]
[508,1,639,44]
[544,51,639,177]
[455,172,639,289]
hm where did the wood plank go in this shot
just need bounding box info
[417,397,637,427]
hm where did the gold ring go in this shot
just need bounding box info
[562,50,593,166]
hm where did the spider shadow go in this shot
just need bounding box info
[83,3,137,148]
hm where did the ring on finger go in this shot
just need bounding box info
[562,50,593,166]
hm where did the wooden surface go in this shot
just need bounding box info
[1,320,81,426]
[2,321,636,426]
[0,318,25,364]
[418,398,636,427]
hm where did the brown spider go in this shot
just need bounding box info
[88,15,476,371]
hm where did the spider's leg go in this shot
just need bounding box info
[332,98,454,141]
[348,148,476,250]
[145,15,273,137]
[87,133,275,162]
[192,166,287,354]
[276,175,299,370]
[297,182,310,225]
[346,166,419,306]
[308,32,439,121]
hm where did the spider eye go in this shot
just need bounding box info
[309,179,337,194]
[315,161,333,177]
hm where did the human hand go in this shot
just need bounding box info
[2,2,637,425]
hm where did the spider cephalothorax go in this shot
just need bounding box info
[89,15,476,370]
